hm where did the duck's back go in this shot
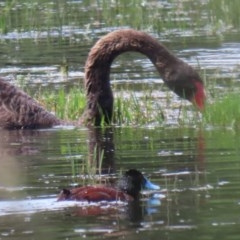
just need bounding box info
[57,186,133,202]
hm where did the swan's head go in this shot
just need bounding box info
[165,65,206,110]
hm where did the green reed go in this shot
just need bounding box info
[203,93,240,129]
[35,85,168,126]
[114,90,164,126]
[18,69,240,129]
[2,0,240,39]
[66,143,105,186]
[36,87,86,121]
[19,72,240,129]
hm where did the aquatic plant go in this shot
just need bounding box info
[36,87,86,121]
[203,93,240,128]
[17,69,240,129]
[1,0,240,40]
[34,85,189,127]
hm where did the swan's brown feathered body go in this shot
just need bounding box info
[0,79,62,129]
[0,29,205,129]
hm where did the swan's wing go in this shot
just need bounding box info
[0,78,61,129]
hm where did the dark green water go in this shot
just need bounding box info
[0,127,240,239]
[0,0,240,239]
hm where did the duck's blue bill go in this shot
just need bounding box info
[144,177,160,190]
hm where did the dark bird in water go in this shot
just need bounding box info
[0,29,205,129]
[57,169,160,202]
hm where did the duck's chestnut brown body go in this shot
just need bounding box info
[57,186,133,202]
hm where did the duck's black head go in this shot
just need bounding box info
[117,169,160,199]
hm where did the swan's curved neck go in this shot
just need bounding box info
[83,29,201,125]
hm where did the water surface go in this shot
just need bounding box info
[0,0,240,239]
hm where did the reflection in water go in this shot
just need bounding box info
[87,127,116,174]
[0,129,41,156]
[0,130,44,202]
[0,144,21,190]
[59,198,160,224]
[1,126,240,239]
[160,129,208,214]
[0,127,115,177]
[126,200,146,224]
[0,126,163,232]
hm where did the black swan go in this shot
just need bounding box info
[0,29,205,129]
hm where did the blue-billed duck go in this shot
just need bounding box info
[57,169,160,202]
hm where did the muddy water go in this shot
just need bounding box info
[0,0,240,239]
